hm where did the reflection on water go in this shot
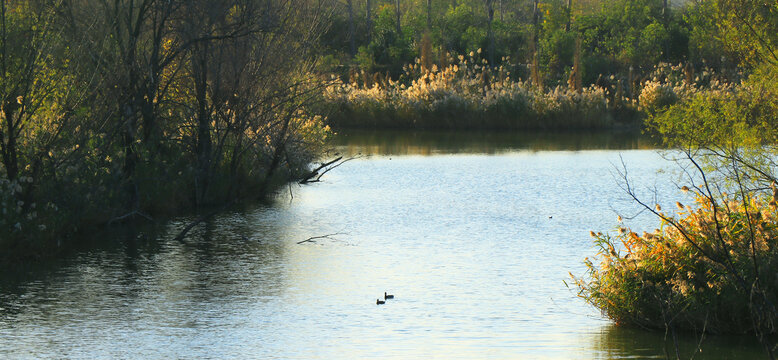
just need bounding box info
[0,131,764,359]
[332,129,656,156]
[589,325,764,359]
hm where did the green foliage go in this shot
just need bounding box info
[324,0,776,95]
[538,29,575,85]
[440,3,481,55]
[648,63,778,148]
[577,0,678,71]
[710,0,778,67]
[586,0,778,343]
[357,5,415,76]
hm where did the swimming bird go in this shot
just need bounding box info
[376,299,385,305]
[384,292,394,300]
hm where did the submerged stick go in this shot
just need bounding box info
[300,156,360,184]
[297,232,345,244]
[173,201,234,242]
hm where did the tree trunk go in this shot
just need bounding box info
[193,41,212,205]
[663,0,668,20]
[394,0,401,36]
[565,0,572,32]
[366,0,372,43]
[121,101,139,210]
[0,109,18,181]
[486,0,495,65]
[347,0,356,57]
[426,0,431,30]
[259,113,292,196]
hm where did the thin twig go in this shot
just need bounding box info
[173,201,234,242]
[297,232,345,244]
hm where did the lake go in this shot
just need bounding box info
[0,130,764,359]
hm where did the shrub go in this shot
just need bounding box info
[574,190,778,335]
[323,52,624,130]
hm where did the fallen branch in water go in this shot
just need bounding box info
[173,201,235,242]
[299,156,359,184]
[297,232,346,244]
[107,210,153,225]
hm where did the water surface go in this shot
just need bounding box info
[0,130,764,359]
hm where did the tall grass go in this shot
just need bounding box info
[323,54,736,130]
[573,190,777,336]
[324,53,624,130]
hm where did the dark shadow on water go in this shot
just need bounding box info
[592,324,766,359]
[331,128,658,156]
[0,202,292,318]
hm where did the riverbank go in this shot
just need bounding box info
[573,63,778,358]
[321,59,728,131]
[0,116,330,264]
[0,141,320,267]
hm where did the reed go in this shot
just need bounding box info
[573,191,778,335]
[323,54,736,130]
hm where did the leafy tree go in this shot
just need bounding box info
[356,4,414,75]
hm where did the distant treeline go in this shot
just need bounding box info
[320,0,740,88]
[313,0,758,130]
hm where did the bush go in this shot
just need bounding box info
[574,189,778,335]
[323,52,627,130]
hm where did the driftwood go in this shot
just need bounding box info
[299,156,358,184]
[297,232,345,244]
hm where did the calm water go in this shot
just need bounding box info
[0,130,765,359]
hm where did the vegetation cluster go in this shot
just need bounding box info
[574,0,778,355]
[319,0,744,129]
[323,53,737,129]
[0,0,332,258]
[576,191,777,335]
[323,52,615,129]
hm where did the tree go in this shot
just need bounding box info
[485,0,495,65]
[0,1,61,182]
[394,0,402,35]
[347,0,357,56]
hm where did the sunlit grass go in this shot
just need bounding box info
[324,54,736,130]
[573,190,778,334]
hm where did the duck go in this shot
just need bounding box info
[376,299,385,305]
[384,292,394,300]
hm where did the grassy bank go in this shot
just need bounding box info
[321,55,731,130]
[0,113,330,262]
